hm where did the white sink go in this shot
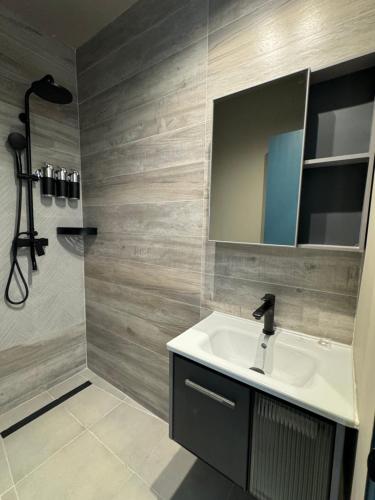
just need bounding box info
[199,326,317,387]
[167,311,358,428]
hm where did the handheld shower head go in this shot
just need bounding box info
[31,74,73,104]
[8,132,26,152]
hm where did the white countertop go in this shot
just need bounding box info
[167,311,358,428]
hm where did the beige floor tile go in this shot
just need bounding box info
[112,474,159,500]
[137,435,195,492]
[140,433,232,500]
[48,373,87,399]
[91,401,166,473]
[16,431,131,500]
[1,488,17,500]
[0,440,12,495]
[4,406,84,483]
[80,368,127,400]
[124,395,157,417]
[0,392,53,431]
[61,385,122,427]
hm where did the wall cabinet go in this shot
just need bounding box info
[170,353,356,500]
[209,54,375,251]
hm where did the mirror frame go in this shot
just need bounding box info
[207,68,311,247]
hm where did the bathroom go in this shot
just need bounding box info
[0,0,374,498]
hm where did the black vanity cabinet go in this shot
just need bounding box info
[171,354,251,488]
[169,354,356,500]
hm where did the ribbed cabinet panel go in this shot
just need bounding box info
[249,392,335,500]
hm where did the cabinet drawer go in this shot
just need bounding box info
[171,355,250,488]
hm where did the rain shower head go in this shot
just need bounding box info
[8,132,26,152]
[30,74,73,104]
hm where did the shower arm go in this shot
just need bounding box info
[19,89,48,271]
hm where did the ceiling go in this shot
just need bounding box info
[0,0,138,48]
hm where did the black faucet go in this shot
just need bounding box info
[252,294,275,335]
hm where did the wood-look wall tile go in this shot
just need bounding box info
[80,83,206,155]
[86,300,176,356]
[77,0,182,74]
[81,124,205,180]
[209,0,279,34]
[79,39,207,130]
[79,0,208,102]
[202,274,356,343]
[0,324,86,413]
[85,254,201,306]
[0,5,74,69]
[86,277,201,337]
[83,200,203,238]
[84,233,203,274]
[83,162,204,207]
[1,102,79,159]
[87,323,169,419]
[0,32,74,92]
[0,5,85,415]
[0,74,78,128]
[211,243,362,296]
[208,0,375,99]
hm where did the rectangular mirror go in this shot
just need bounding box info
[209,70,309,246]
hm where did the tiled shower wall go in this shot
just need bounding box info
[77,0,375,419]
[0,6,86,412]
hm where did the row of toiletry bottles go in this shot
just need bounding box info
[36,163,80,200]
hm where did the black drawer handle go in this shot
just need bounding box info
[185,379,236,409]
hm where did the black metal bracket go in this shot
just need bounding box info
[17,173,39,182]
[56,227,97,236]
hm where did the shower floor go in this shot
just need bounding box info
[0,369,247,500]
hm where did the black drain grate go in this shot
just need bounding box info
[1,380,92,438]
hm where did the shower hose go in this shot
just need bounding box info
[5,155,29,305]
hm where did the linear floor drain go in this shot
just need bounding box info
[1,380,92,438]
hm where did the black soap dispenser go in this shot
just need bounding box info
[68,170,80,200]
[38,162,55,197]
[55,167,68,199]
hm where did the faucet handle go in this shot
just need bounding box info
[261,294,275,303]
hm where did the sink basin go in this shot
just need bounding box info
[199,327,317,387]
[167,311,358,428]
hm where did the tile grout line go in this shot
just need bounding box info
[79,80,206,133]
[79,29,207,106]
[199,0,211,314]
[87,427,167,499]
[12,429,87,489]
[82,196,206,209]
[78,0,187,78]
[0,391,52,424]
[81,120,206,160]
[82,159,206,185]
[1,438,19,500]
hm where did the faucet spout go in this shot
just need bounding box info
[252,294,275,335]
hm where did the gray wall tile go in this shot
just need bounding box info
[77,0,370,419]
[0,4,86,414]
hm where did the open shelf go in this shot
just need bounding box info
[303,153,369,168]
[56,227,98,236]
[298,162,368,247]
[298,244,362,252]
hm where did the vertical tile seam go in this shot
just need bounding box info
[200,0,211,316]
[74,47,88,370]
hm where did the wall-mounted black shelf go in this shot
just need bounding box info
[56,227,97,236]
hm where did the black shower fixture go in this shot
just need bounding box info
[5,75,73,305]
